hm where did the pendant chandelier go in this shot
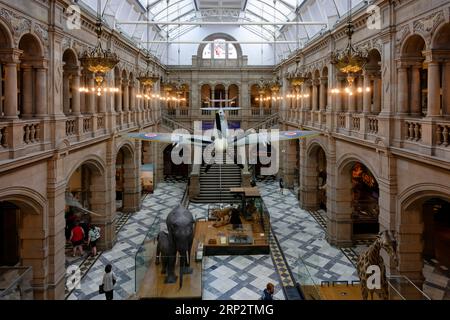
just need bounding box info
[331,0,368,87]
[80,0,119,94]
[287,58,307,87]
[138,58,160,88]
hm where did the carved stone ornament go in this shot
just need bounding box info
[413,11,444,35]
[0,8,32,43]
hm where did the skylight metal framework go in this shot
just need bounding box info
[79,0,366,62]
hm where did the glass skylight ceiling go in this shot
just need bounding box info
[79,0,365,62]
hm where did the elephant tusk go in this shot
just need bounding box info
[186,250,189,266]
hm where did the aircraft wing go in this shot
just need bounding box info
[232,130,319,147]
[126,132,212,147]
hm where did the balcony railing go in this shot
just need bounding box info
[436,123,449,147]
[66,118,76,137]
[368,116,379,134]
[405,121,422,142]
[23,122,41,145]
[83,117,92,133]
[0,125,8,148]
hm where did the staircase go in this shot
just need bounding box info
[191,154,242,203]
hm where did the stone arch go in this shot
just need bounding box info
[335,154,380,243]
[62,49,79,115]
[65,155,106,183]
[0,19,13,49]
[396,183,450,285]
[18,33,43,59]
[0,187,47,296]
[401,34,427,57]
[115,142,140,213]
[18,33,46,118]
[300,141,328,211]
[431,22,450,50]
[197,33,243,59]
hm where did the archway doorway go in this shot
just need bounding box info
[115,146,138,212]
[0,201,19,266]
[163,144,189,178]
[351,162,379,238]
[423,198,450,267]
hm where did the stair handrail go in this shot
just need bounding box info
[161,115,193,134]
[251,113,280,131]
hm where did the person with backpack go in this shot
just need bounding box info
[88,225,101,257]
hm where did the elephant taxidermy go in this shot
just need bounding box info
[166,205,195,289]
[155,230,177,283]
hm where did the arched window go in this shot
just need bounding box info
[202,39,238,60]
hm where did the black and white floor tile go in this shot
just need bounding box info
[256,180,359,286]
[67,182,186,300]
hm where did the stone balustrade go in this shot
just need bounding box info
[436,122,450,147]
[351,115,361,132]
[0,125,8,148]
[405,121,422,142]
[65,118,77,137]
[368,116,379,134]
[97,116,105,130]
[23,122,40,145]
[83,117,93,133]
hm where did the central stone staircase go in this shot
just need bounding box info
[191,158,242,203]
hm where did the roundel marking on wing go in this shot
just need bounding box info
[145,133,158,138]
[284,132,299,136]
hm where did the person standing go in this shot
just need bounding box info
[279,177,284,195]
[88,225,101,257]
[102,264,116,300]
[70,221,85,257]
[261,282,275,300]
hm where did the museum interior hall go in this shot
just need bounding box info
[0,0,449,301]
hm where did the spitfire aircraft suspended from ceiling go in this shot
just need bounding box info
[127,98,319,164]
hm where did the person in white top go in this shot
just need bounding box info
[102,264,116,300]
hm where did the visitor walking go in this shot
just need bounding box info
[101,264,116,300]
[88,225,101,257]
[70,221,85,257]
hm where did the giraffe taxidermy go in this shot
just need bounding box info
[356,230,398,300]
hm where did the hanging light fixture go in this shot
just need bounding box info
[80,0,119,95]
[331,0,368,87]
[287,58,307,87]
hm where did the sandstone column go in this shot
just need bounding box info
[363,72,371,113]
[397,66,409,114]
[373,76,382,114]
[320,78,327,110]
[410,65,422,115]
[72,72,81,115]
[4,62,19,118]
[86,73,96,114]
[22,66,34,117]
[312,80,319,111]
[35,67,48,117]
[427,61,441,117]
[443,61,450,116]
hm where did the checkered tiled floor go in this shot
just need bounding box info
[67,183,186,300]
[257,180,359,286]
